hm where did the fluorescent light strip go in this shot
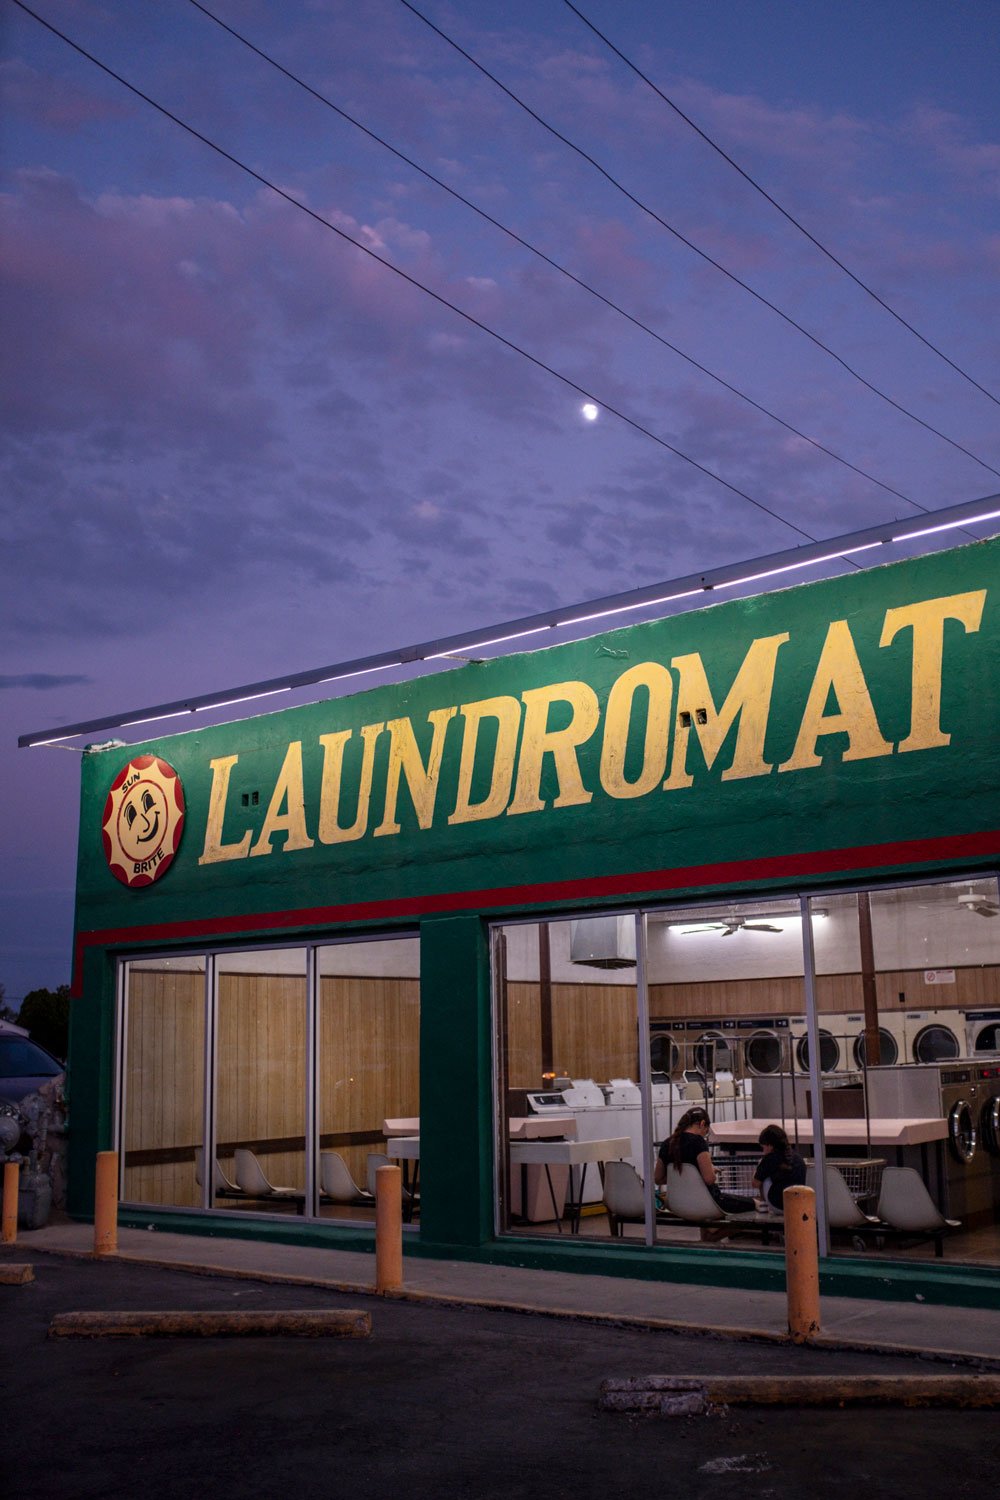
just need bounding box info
[897,507,1000,542]
[194,687,292,712]
[714,542,886,591]
[568,589,704,626]
[315,664,398,685]
[427,626,552,659]
[119,709,196,728]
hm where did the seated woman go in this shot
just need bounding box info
[655,1106,756,1215]
[753,1124,806,1212]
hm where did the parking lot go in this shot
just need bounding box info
[4,1251,1000,1499]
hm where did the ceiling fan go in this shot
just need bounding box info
[681,916,783,936]
[957,887,1000,918]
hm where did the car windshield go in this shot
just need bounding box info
[0,1038,63,1078]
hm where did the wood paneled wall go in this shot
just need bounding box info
[216,973,307,1191]
[122,970,204,1207]
[650,966,1000,1020]
[506,981,639,1088]
[121,969,420,1207]
[320,975,420,1186]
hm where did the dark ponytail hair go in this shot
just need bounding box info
[667,1107,711,1169]
[758,1123,791,1162]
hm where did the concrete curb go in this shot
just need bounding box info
[600,1374,1000,1414]
[48,1308,372,1339]
[0,1263,35,1285]
[26,1244,1000,1370]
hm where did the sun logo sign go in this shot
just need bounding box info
[101,756,186,888]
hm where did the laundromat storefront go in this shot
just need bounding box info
[69,538,1000,1302]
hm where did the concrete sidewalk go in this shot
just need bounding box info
[12,1219,1000,1367]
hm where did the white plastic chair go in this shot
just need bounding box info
[665,1163,726,1223]
[805,1164,880,1231]
[233,1147,300,1199]
[366,1151,414,1204]
[194,1147,243,1198]
[875,1167,959,1256]
[320,1150,374,1205]
[602,1160,646,1237]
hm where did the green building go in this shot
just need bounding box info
[66,537,1000,1305]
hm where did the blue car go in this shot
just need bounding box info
[0,1035,65,1105]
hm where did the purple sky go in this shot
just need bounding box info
[2,0,999,1003]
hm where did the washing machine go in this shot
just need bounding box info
[867,1062,992,1224]
[966,1010,1000,1059]
[560,1078,617,1204]
[816,1014,860,1073]
[680,1019,737,1076]
[831,1011,905,1069]
[903,1009,966,1064]
[789,1015,842,1075]
[733,1016,791,1077]
[649,1024,683,1079]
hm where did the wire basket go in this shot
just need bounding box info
[713,1155,886,1203]
[711,1157,758,1193]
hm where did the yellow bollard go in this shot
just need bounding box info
[374,1164,403,1294]
[93,1150,119,1258]
[2,1160,19,1244]
[783,1184,821,1343]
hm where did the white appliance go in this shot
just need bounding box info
[556,1079,612,1203]
[965,1009,1000,1058]
[830,1010,906,1070]
[903,1009,965,1064]
[733,1016,791,1077]
[789,1015,843,1075]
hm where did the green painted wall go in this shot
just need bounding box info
[65,541,1000,1287]
[73,540,999,966]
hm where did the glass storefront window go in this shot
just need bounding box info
[120,933,420,1221]
[494,915,640,1237]
[215,948,307,1214]
[317,937,420,1222]
[646,898,806,1248]
[121,956,206,1208]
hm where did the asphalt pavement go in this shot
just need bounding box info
[13,1218,1000,1366]
[4,1244,1000,1500]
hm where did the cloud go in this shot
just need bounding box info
[0,673,92,690]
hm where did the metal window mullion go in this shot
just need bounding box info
[114,959,127,1200]
[799,895,829,1257]
[635,912,656,1246]
[204,954,216,1213]
[305,947,317,1219]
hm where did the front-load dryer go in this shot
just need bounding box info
[790,1015,841,1075]
[966,1010,1000,1059]
[835,1011,905,1069]
[904,1009,965,1064]
[735,1016,791,1077]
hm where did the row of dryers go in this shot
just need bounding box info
[651,1008,1000,1078]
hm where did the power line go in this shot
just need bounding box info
[9,0,823,546]
[184,0,921,512]
[562,0,1000,411]
[396,0,1000,483]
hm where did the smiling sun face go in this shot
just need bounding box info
[101,756,185,888]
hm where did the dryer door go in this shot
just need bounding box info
[853,1027,899,1068]
[795,1029,840,1074]
[744,1030,783,1076]
[980,1096,1000,1156]
[912,1024,961,1063]
[948,1099,978,1163]
[650,1028,681,1078]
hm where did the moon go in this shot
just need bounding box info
[581,402,599,422]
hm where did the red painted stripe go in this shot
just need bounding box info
[71,828,999,994]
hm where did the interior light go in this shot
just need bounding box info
[895,507,1000,541]
[713,542,885,591]
[194,688,292,711]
